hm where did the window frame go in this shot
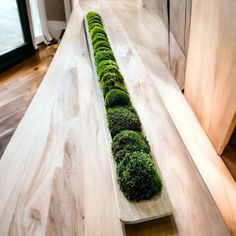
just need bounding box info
[0,0,35,73]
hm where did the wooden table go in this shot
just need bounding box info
[0,2,232,235]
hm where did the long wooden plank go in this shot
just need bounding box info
[134,45,236,234]
[96,1,236,234]
[0,5,124,235]
[81,1,230,235]
[185,0,236,155]
[169,0,192,56]
[140,0,187,89]
[84,17,173,224]
[0,1,233,235]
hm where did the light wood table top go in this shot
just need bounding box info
[91,0,236,234]
[0,1,232,235]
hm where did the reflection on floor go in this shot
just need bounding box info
[0,44,58,157]
[0,0,24,55]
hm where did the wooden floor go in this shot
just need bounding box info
[0,1,235,236]
[0,44,57,157]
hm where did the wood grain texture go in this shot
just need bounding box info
[110,0,186,89]
[185,0,236,154]
[140,0,191,89]
[120,2,235,232]
[134,30,236,235]
[169,0,192,56]
[142,0,192,56]
[0,44,57,157]
[0,5,123,236]
[81,1,230,235]
[0,1,233,235]
[84,17,173,224]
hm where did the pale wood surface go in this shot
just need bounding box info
[0,6,124,236]
[84,17,173,224]
[135,45,236,235]
[132,22,236,235]
[143,0,192,56]
[0,1,232,235]
[107,1,236,233]
[82,2,229,235]
[169,0,191,56]
[141,0,190,88]
[185,0,236,154]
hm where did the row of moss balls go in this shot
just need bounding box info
[87,12,162,201]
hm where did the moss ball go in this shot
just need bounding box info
[105,89,130,108]
[87,17,101,24]
[87,11,101,18]
[87,12,101,21]
[94,48,112,56]
[96,60,119,73]
[92,35,108,45]
[101,79,127,96]
[99,65,122,81]
[88,18,102,24]
[89,22,104,32]
[93,40,111,52]
[100,71,124,85]
[112,130,150,163]
[117,152,162,201]
[107,106,141,137]
[90,26,106,38]
[95,51,115,65]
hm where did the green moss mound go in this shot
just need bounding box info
[87,11,163,202]
[92,32,107,40]
[93,40,111,52]
[92,35,108,45]
[99,65,122,81]
[117,152,162,201]
[89,22,103,32]
[90,26,106,38]
[100,72,124,85]
[112,130,150,163]
[88,18,102,26]
[95,51,115,65]
[87,18,102,27]
[94,48,112,56]
[101,79,127,96]
[87,12,101,21]
[96,60,119,74]
[89,24,104,31]
[105,89,130,108]
[107,106,141,137]
[87,11,101,17]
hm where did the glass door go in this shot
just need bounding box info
[0,0,35,73]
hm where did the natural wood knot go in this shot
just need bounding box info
[31,209,41,222]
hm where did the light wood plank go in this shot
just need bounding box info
[185,0,236,154]
[0,1,233,235]
[84,17,173,224]
[99,1,236,233]
[140,0,187,89]
[0,5,124,235]
[81,1,230,235]
[169,0,192,56]
[130,28,236,236]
